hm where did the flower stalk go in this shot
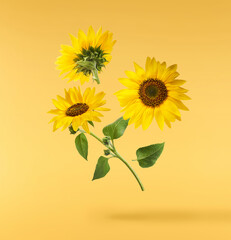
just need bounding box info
[79,129,144,191]
[91,67,100,84]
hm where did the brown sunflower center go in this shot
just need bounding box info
[139,79,168,107]
[66,103,89,117]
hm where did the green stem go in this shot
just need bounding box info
[88,131,114,152]
[113,150,144,191]
[89,131,103,144]
[79,129,144,191]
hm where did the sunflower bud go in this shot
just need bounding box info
[102,136,111,145]
[104,149,110,156]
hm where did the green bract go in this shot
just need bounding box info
[88,121,94,127]
[69,125,77,134]
[74,46,108,84]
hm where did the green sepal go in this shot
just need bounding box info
[69,125,78,134]
[136,143,165,168]
[74,46,108,77]
[92,156,110,180]
[102,117,129,140]
[88,121,94,127]
[76,60,95,72]
[75,133,88,160]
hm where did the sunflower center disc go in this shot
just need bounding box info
[139,79,168,107]
[145,85,159,98]
[66,103,89,116]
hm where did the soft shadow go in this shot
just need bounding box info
[106,210,231,222]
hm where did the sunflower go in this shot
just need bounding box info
[48,87,110,133]
[56,26,116,84]
[115,57,190,130]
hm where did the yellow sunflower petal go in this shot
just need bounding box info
[57,95,70,108]
[49,115,65,124]
[82,121,90,133]
[148,57,158,79]
[168,91,191,100]
[78,29,87,49]
[134,108,147,128]
[87,26,96,45]
[159,106,176,122]
[154,107,165,130]
[94,91,106,102]
[115,89,138,100]
[134,62,145,78]
[145,57,151,72]
[162,100,181,117]
[64,89,73,105]
[142,107,155,130]
[164,72,180,83]
[95,107,110,111]
[48,109,64,115]
[167,86,188,93]
[162,64,177,81]
[69,88,78,103]
[83,87,91,102]
[167,79,186,86]
[169,97,189,111]
[118,78,139,89]
[61,117,73,131]
[125,101,145,123]
[52,99,66,111]
[69,34,79,50]
[164,117,171,128]
[53,121,59,132]
[72,117,81,131]
[157,61,166,79]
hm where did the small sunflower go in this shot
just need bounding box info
[56,26,116,84]
[115,57,190,130]
[48,87,110,133]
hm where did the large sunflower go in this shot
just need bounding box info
[115,57,190,130]
[48,87,110,132]
[56,26,116,84]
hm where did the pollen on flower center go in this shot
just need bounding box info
[66,103,89,116]
[145,85,159,98]
[139,79,168,107]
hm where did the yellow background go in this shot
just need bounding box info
[1,0,231,239]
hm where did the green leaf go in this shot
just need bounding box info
[136,143,165,168]
[75,133,88,160]
[88,121,94,127]
[92,156,110,180]
[102,117,129,140]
